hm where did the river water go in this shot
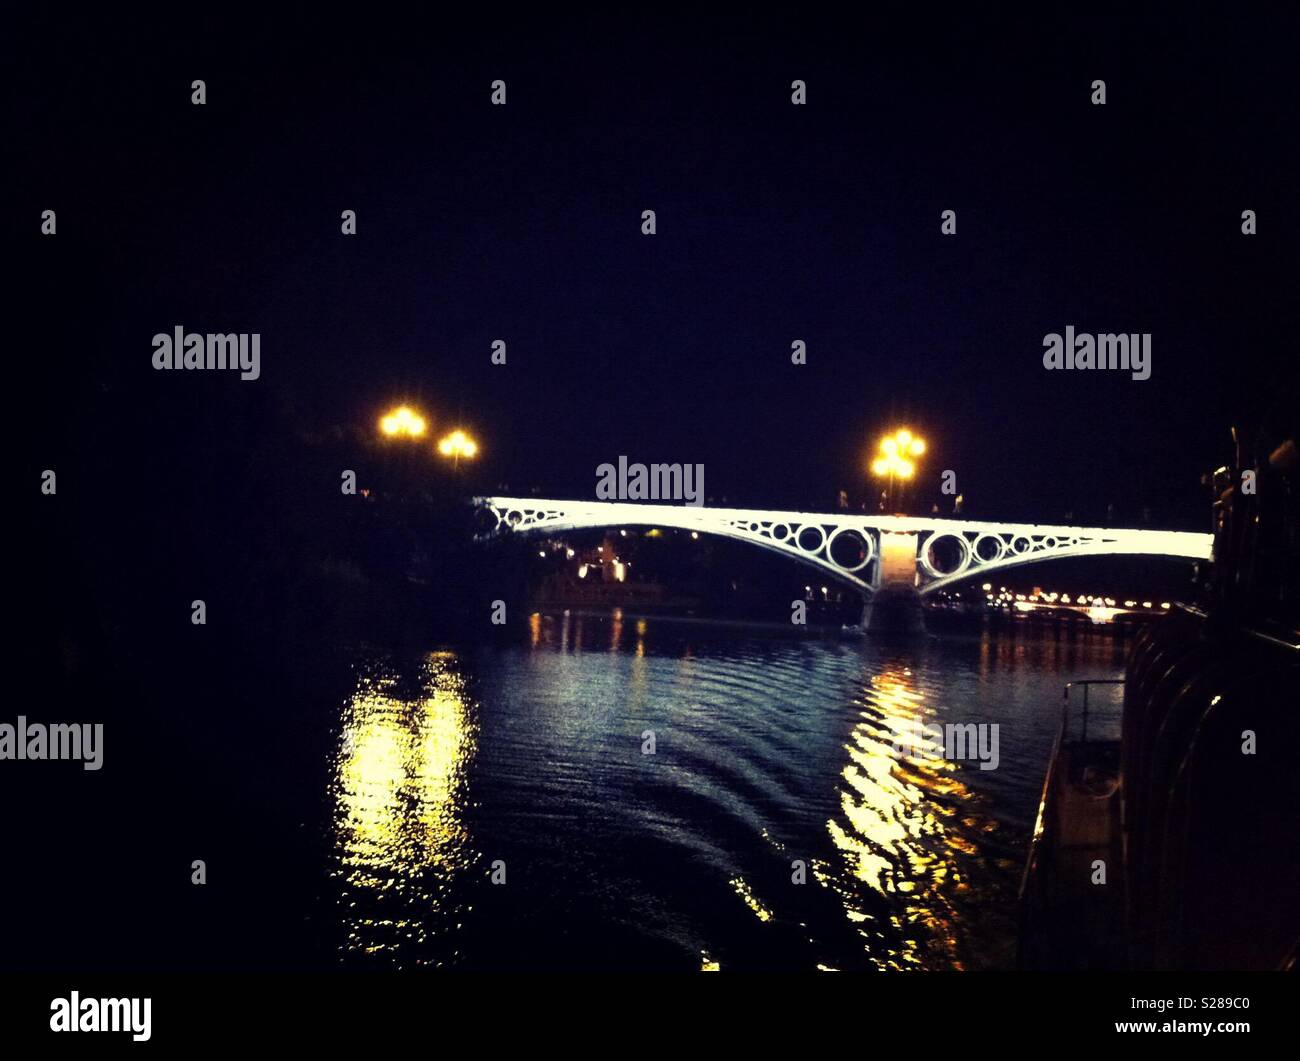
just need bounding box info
[320,610,1129,971]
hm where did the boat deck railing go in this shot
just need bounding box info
[1017,679,1127,967]
[1061,678,1125,746]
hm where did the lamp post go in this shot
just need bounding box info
[870,428,926,513]
[374,405,432,500]
[437,429,479,469]
[378,405,428,440]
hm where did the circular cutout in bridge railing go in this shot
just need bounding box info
[827,528,872,572]
[796,524,828,553]
[972,533,1006,564]
[921,532,972,577]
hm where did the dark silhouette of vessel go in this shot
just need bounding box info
[1019,411,1299,970]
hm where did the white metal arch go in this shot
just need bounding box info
[475,498,878,592]
[913,524,1212,595]
[474,497,1213,597]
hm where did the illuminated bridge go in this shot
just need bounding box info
[475,497,1213,597]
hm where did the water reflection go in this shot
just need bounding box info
[823,666,998,970]
[318,615,1119,970]
[329,651,478,966]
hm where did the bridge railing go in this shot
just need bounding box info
[474,496,1211,555]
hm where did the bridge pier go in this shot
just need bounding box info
[863,530,926,635]
[862,586,926,635]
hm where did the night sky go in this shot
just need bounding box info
[3,6,1299,992]
[12,9,1298,529]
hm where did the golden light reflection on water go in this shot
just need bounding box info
[329,651,478,965]
[729,876,774,923]
[823,666,986,970]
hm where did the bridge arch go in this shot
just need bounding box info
[914,527,1211,596]
[477,499,878,594]
[474,497,1213,598]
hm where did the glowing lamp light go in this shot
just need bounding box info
[871,429,927,480]
[380,406,427,438]
[437,429,478,459]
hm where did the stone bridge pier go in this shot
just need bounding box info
[860,530,925,634]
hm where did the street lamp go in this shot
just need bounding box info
[379,405,428,439]
[437,429,479,467]
[870,428,926,511]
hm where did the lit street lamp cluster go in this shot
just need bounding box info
[379,405,478,462]
[379,406,427,439]
[871,428,926,479]
[869,428,926,512]
[437,429,478,463]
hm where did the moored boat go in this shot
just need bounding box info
[1019,419,1300,970]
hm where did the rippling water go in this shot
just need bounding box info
[324,611,1129,970]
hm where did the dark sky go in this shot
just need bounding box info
[11,9,1298,528]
